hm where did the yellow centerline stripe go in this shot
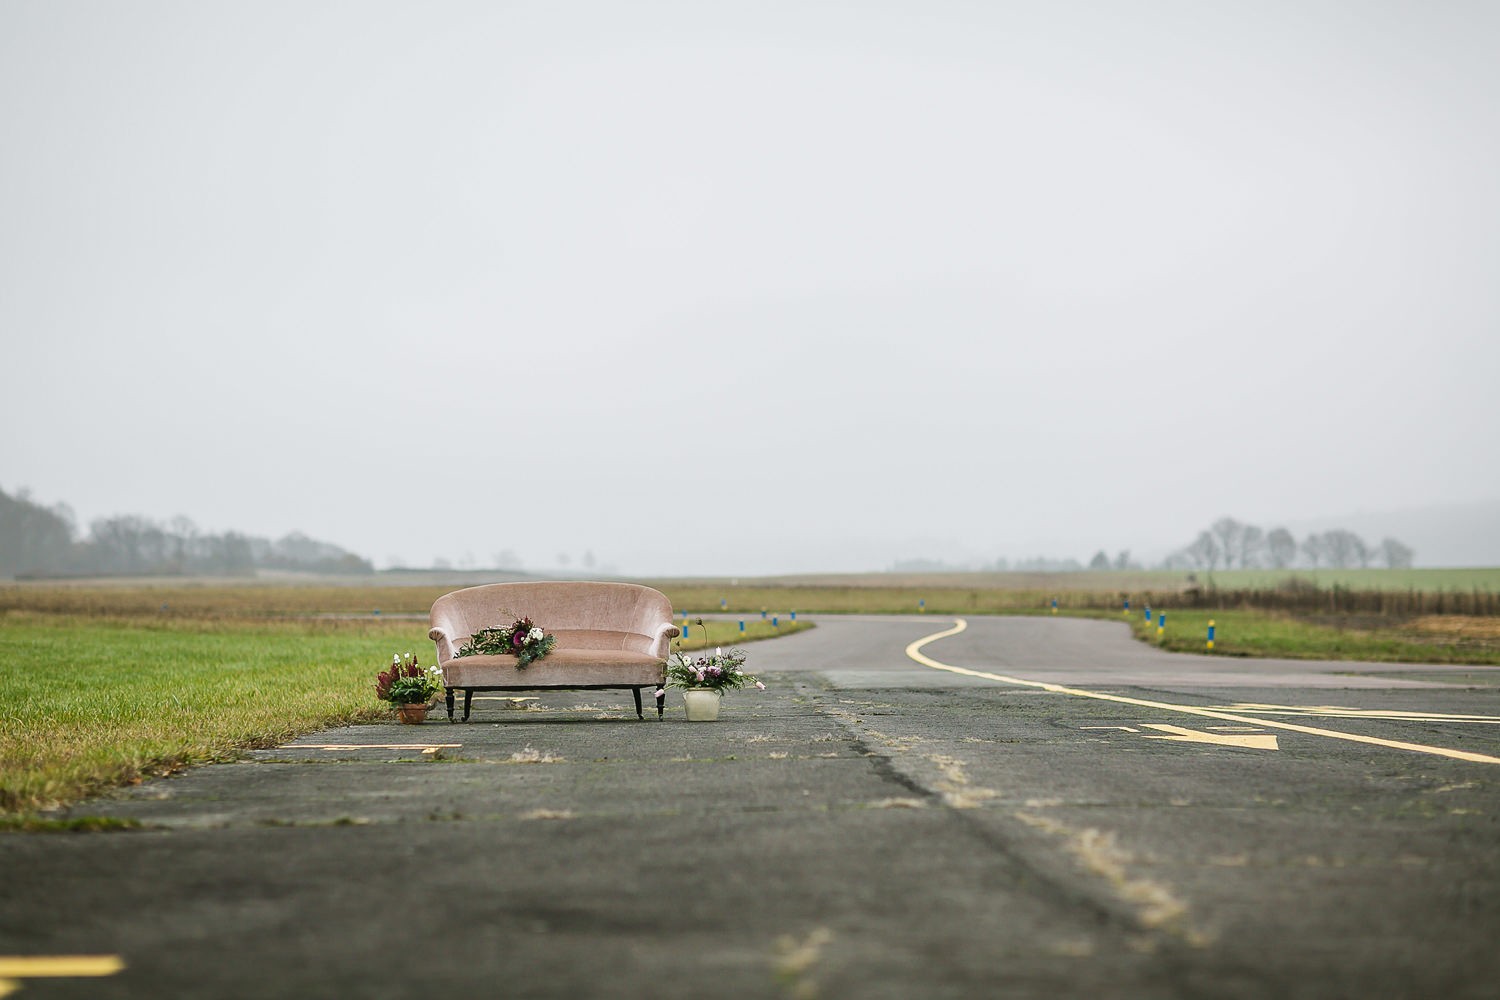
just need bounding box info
[0,957,124,977]
[905,619,1500,766]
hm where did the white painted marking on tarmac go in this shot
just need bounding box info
[905,619,1500,765]
[1081,726,1140,733]
[1139,724,1279,751]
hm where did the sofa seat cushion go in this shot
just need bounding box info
[441,648,667,689]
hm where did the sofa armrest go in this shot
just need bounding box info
[649,622,681,660]
[429,626,459,665]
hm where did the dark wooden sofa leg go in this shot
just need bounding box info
[632,687,644,720]
[462,689,474,722]
[655,686,665,719]
[446,688,456,723]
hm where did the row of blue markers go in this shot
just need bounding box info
[1116,598,1215,648]
[678,605,797,638]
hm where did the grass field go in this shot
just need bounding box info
[659,567,1500,594]
[6,567,1499,619]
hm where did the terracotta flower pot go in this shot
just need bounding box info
[395,703,429,725]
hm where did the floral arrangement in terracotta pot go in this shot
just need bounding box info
[375,652,443,713]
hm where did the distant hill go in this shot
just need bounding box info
[1283,498,1500,568]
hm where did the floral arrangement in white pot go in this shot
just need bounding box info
[661,619,764,720]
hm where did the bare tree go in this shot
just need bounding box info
[168,515,197,573]
[1321,530,1367,569]
[1300,533,1327,569]
[1186,531,1222,570]
[1240,525,1265,569]
[1380,537,1415,568]
[1210,517,1245,569]
[1266,527,1296,569]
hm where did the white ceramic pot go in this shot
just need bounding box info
[682,688,722,722]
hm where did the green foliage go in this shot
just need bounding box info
[374,653,442,704]
[514,634,556,668]
[455,616,558,668]
[457,626,516,656]
[666,627,761,692]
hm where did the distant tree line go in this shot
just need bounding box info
[1159,516,1413,571]
[890,555,1089,573]
[0,486,373,578]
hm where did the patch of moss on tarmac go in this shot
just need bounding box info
[0,815,143,833]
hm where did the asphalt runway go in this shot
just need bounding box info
[3,616,1498,998]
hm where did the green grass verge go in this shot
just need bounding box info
[1122,608,1500,665]
[0,614,420,815]
[671,619,813,652]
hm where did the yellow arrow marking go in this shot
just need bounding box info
[905,619,1500,765]
[0,956,124,996]
[1140,724,1279,751]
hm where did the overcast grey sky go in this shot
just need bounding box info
[3,1,1497,575]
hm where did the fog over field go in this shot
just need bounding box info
[2,2,1497,575]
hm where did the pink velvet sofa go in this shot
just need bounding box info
[428,582,680,722]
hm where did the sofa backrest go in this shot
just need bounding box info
[430,582,674,655]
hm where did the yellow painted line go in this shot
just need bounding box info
[0,957,124,977]
[1140,724,1279,751]
[905,619,1500,765]
[1212,704,1500,724]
